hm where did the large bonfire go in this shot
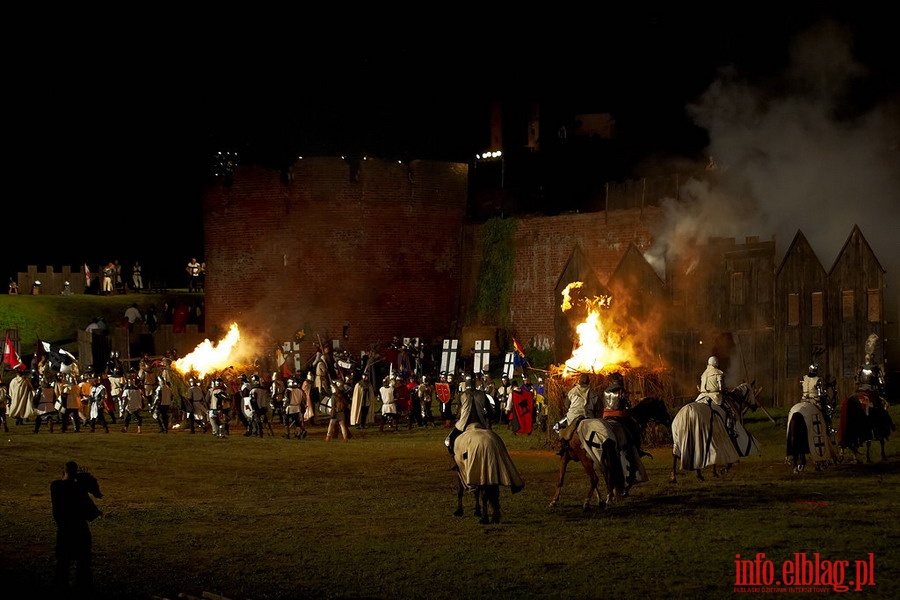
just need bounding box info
[545,281,674,445]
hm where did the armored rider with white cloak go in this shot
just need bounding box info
[801,363,834,434]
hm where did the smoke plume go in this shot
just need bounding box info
[646,18,899,330]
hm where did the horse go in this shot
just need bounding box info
[670,382,761,483]
[548,397,673,511]
[785,400,838,473]
[452,424,525,524]
[838,390,895,463]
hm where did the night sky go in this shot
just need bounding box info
[4,6,897,291]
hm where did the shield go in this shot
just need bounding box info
[510,388,534,435]
[318,395,333,417]
[484,393,498,416]
[435,382,451,404]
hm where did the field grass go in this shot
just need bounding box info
[1,405,898,600]
[2,295,898,599]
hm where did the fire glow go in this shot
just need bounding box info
[172,322,242,378]
[561,282,637,374]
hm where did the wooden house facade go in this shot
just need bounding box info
[774,231,828,406]
[826,225,886,402]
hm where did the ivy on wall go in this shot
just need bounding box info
[472,217,517,326]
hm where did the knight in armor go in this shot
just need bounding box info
[379,376,399,432]
[855,354,893,432]
[555,373,597,456]
[245,374,273,437]
[283,377,308,439]
[34,376,59,433]
[208,377,231,438]
[417,375,437,427]
[87,376,110,434]
[696,356,737,435]
[350,372,376,429]
[237,374,252,433]
[602,372,648,457]
[119,374,145,433]
[185,377,209,434]
[301,370,317,428]
[496,375,513,427]
[856,354,886,400]
[313,350,332,402]
[445,373,489,457]
[270,372,286,425]
[801,363,834,433]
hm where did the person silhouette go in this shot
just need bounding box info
[50,461,102,595]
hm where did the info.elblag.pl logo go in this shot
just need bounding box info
[734,553,876,593]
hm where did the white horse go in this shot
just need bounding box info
[785,400,838,473]
[670,382,761,483]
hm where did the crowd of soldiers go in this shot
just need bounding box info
[0,344,547,439]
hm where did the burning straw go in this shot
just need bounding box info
[539,365,676,448]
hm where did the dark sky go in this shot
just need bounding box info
[4,5,897,289]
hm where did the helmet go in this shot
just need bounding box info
[808,363,818,376]
[708,356,719,368]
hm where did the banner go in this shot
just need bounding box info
[3,336,25,371]
[510,387,534,435]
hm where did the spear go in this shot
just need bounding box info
[735,334,776,424]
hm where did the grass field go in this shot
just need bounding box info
[1,405,898,600]
[2,295,898,599]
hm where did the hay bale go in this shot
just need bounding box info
[540,366,677,448]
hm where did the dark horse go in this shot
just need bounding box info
[670,382,760,483]
[839,390,895,463]
[548,397,672,511]
[452,425,525,524]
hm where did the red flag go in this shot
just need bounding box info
[84,263,91,287]
[3,336,25,371]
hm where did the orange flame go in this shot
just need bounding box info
[561,283,637,375]
[172,322,242,378]
[561,281,583,311]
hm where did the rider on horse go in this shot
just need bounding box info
[554,373,597,456]
[855,354,893,426]
[801,363,834,434]
[696,356,737,437]
[601,372,649,458]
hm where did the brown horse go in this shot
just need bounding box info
[548,397,672,511]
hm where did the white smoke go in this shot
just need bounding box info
[646,18,899,331]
